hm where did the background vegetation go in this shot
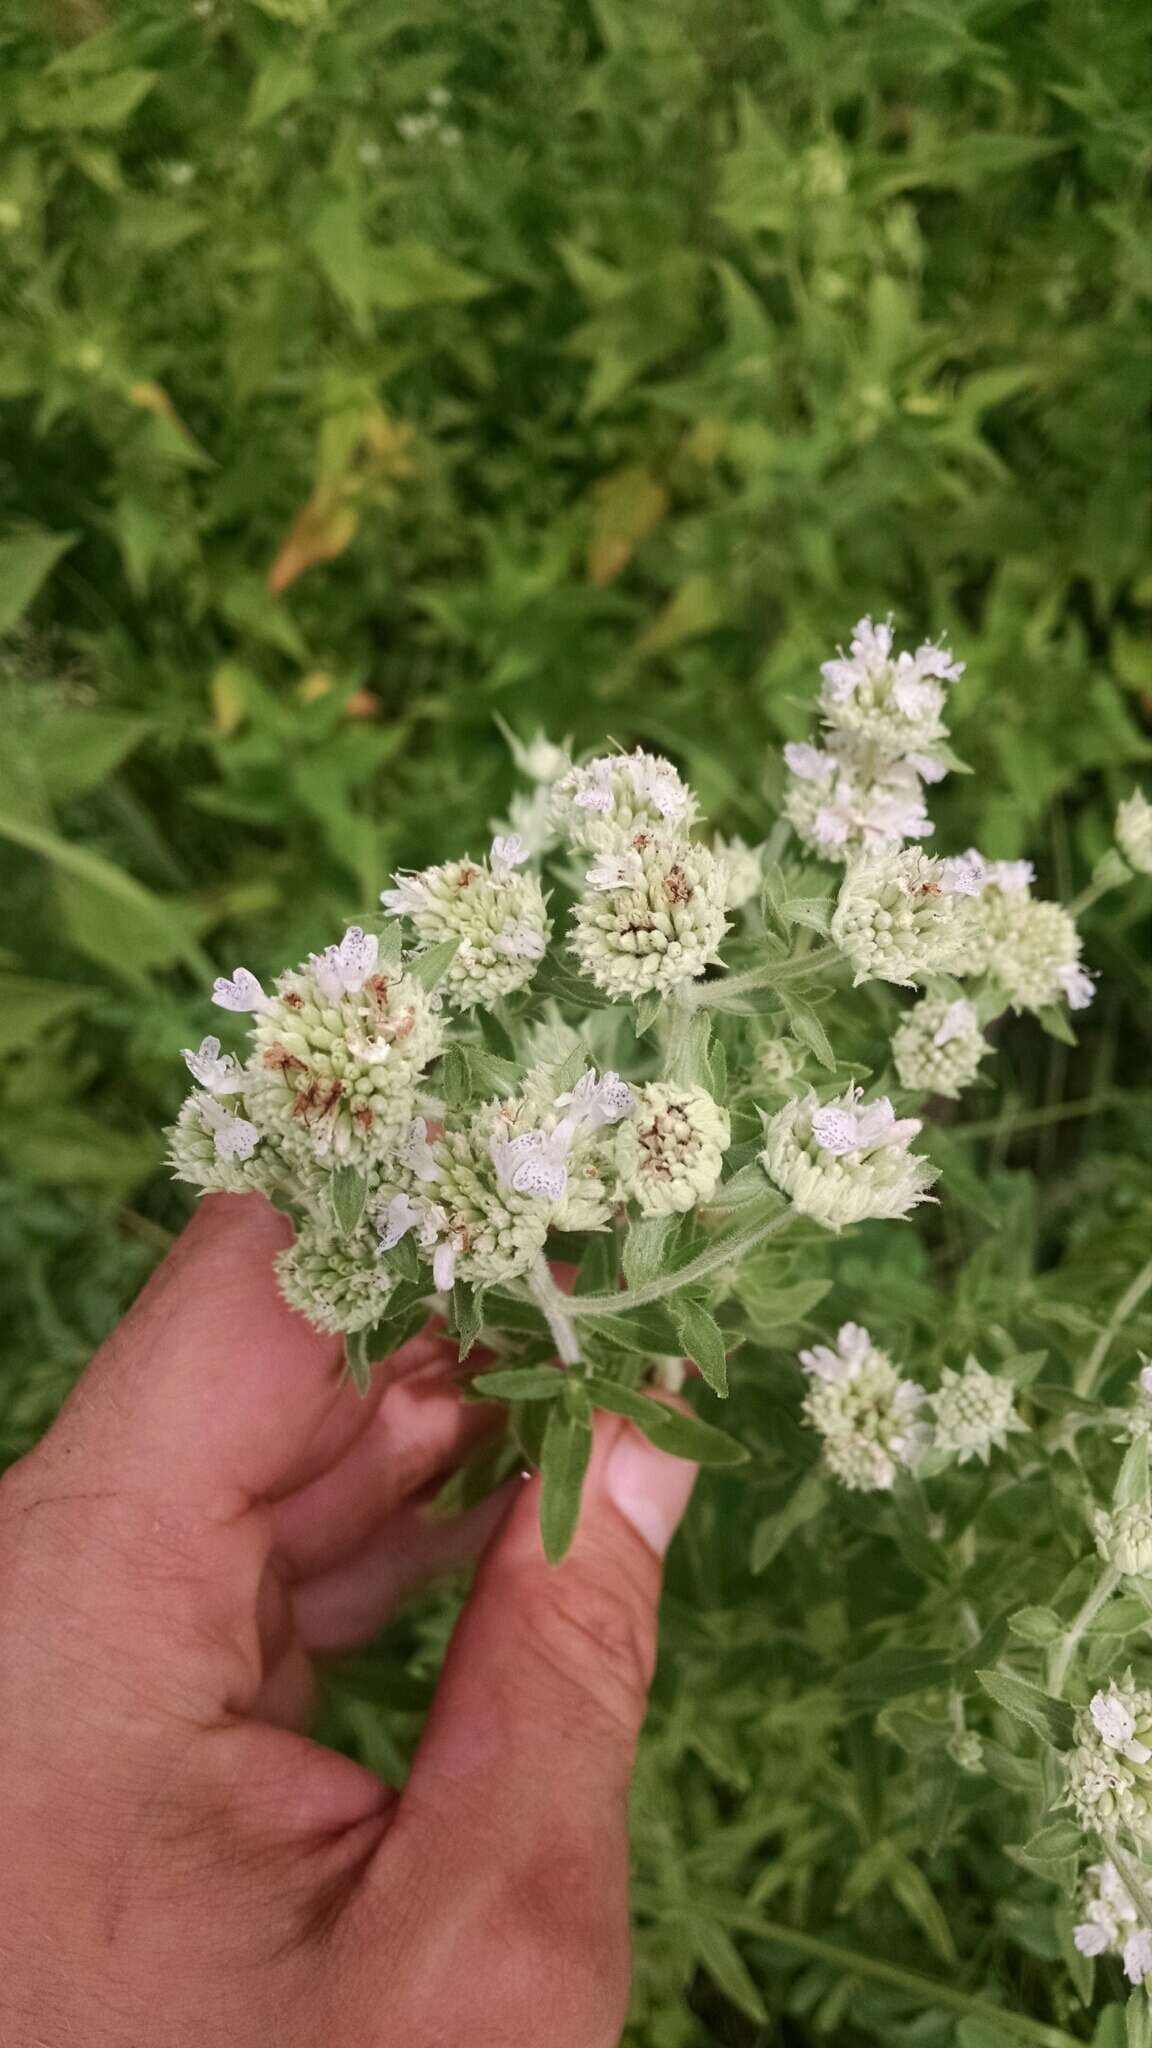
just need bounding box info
[1,0,1150,2040]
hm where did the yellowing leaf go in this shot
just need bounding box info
[266,497,359,594]
[633,573,724,659]
[586,466,667,584]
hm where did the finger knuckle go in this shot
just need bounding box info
[519,1563,654,1741]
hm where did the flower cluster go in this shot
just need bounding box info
[832,848,984,987]
[971,860,1094,1014]
[1117,789,1152,877]
[798,1323,930,1491]
[783,617,961,861]
[760,1086,938,1230]
[891,996,987,1099]
[1073,1861,1152,1985]
[382,835,551,1010]
[1065,1681,1152,1845]
[1095,1503,1152,1578]
[616,1083,730,1215]
[926,1360,1023,1465]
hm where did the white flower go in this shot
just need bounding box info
[181,1036,244,1094]
[937,855,984,897]
[198,1093,260,1164]
[783,741,836,784]
[810,1093,923,1158]
[489,1127,571,1202]
[212,967,271,1013]
[1090,1691,1151,1763]
[1125,1930,1152,1986]
[377,1191,425,1251]
[760,1085,938,1230]
[380,874,429,916]
[489,833,529,879]
[798,1323,930,1491]
[1117,790,1152,876]
[585,848,645,891]
[1058,961,1096,1011]
[503,726,573,784]
[554,1068,635,1134]
[1073,1861,1140,1964]
[399,1117,441,1183]
[310,926,379,999]
[965,849,1034,894]
[493,921,549,961]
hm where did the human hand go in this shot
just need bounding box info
[0,1194,696,2048]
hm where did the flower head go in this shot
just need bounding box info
[615,1082,730,1215]
[245,953,443,1172]
[784,736,934,861]
[166,1091,272,1196]
[818,617,962,762]
[891,996,987,1099]
[760,1086,938,1230]
[1117,789,1152,877]
[928,1360,1024,1465]
[1095,1504,1152,1579]
[831,848,983,986]
[798,1322,930,1491]
[1065,1677,1152,1844]
[569,829,729,1000]
[552,748,697,848]
[276,1216,397,1335]
[974,879,1092,1014]
[1073,1861,1145,1975]
[382,838,550,1008]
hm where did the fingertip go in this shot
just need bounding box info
[601,1423,698,1558]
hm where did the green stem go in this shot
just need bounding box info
[723,1913,1083,2048]
[1046,1565,1121,1697]
[527,1261,582,1365]
[568,1207,791,1318]
[681,943,839,1010]
[1068,850,1131,918]
[1073,1257,1152,1398]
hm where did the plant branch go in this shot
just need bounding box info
[1046,1564,1121,1697]
[527,1260,582,1364]
[1073,1257,1152,1398]
[680,944,840,1010]
[567,1207,791,1317]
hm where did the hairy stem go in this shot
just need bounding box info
[681,944,839,1010]
[528,1260,582,1365]
[568,1207,791,1318]
[1073,1257,1152,1398]
[1046,1564,1121,1697]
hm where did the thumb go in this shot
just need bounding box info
[365,1414,696,2036]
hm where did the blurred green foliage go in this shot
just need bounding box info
[1,0,1150,2039]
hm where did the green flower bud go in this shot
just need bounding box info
[832,849,983,987]
[1096,1504,1152,1578]
[615,1081,730,1215]
[928,1360,1024,1465]
[569,831,729,1000]
[891,996,987,1099]
[276,1217,397,1335]
[1116,790,1152,877]
[383,836,550,1008]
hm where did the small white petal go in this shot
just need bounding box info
[1058,961,1095,1011]
[490,833,528,878]
[810,1107,863,1155]
[432,1240,458,1292]
[378,1192,422,1251]
[784,742,836,784]
[211,968,270,1013]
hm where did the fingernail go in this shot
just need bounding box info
[604,1426,698,1557]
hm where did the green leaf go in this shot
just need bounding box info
[781,990,836,1069]
[622,1214,677,1293]
[538,1399,594,1564]
[408,937,461,991]
[669,1294,729,1397]
[1006,1820,1083,1896]
[1007,1606,1063,1646]
[0,531,77,632]
[329,1165,368,1236]
[247,57,314,126]
[977,1671,1075,1749]
[0,809,213,980]
[584,1379,749,1465]
[367,240,490,313]
[0,975,96,1057]
[1114,1434,1150,1509]
[451,1279,485,1361]
[21,69,156,132]
[633,989,663,1035]
[471,1366,565,1402]
[689,1922,767,2025]
[751,1469,826,1573]
[344,1327,374,1396]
